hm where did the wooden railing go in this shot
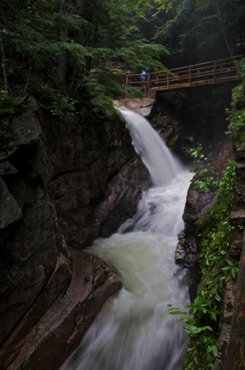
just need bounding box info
[124,55,244,92]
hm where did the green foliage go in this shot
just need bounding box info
[83,74,116,116]
[231,85,244,109]
[117,0,173,17]
[144,0,245,68]
[227,111,245,146]
[194,0,243,58]
[0,0,172,116]
[0,91,27,158]
[181,159,238,369]
[116,43,170,71]
[168,307,218,369]
[198,160,236,224]
[226,63,245,147]
[152,0,196,57]
[171,147,238,368]
[0,118,14,160]
[151,113,179,132]
[46,94,78,117]
[182,75,243,370]
[183,333,218,370]
[0,92,26,116]
[187,144,220,192]
[236,59,245,79]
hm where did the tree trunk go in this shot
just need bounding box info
[0,30,8,92]
[58,2,68,92]
[215,0,233,57]
[58,28,69,92]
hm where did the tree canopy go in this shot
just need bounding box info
[139,0,245,66]
[0,0,171,115]
[0,0,244,115]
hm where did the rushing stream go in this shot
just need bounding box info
[61,109,193,370]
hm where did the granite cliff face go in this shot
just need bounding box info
[0,100,149,369]
[176,138,245,369]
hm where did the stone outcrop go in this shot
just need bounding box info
[1,249,122,370]
[40,108,148,248]
[222,142,245,370]
[177,137,245,368]
[176,170,219,300]
[114,97,155,117]
[0,99,149,369]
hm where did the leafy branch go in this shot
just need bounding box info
[171,157,238,369]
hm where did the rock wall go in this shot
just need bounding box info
[177,132,245,368]
[0,99,149,369]
[40,107,148,247]
[150,84,235,163]
[221,143,245,370]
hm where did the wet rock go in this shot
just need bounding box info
[181,145,234,300]
[230,209,245,226]
[2,249,121,370]
[215,281,236,369]
[0,99,147,369]
[0,177,22,229]
[182,137,245,368]
[0,160,17,175]
[0,118,57,361]
[40,111,148,248]
[222,142,245,370]
[12,108,41,145]
[114,97,155,117]
[180,180,217,300]
[175,230,186,265]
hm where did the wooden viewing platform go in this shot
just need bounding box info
[124,55,244,93]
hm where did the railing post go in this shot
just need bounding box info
[214,62,216,83]
[189,66,191,84]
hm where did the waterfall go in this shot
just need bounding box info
[119,108,182,187]
[61,109,192,370]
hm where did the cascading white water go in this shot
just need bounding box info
[119,108,182,187]
[61,109,192,370]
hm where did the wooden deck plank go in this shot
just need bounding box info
[124,55,244,93]
[150,75,240,91]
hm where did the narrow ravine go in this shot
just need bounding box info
[61,109,193,370]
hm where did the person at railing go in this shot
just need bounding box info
[146,66,152,73]
[125,68,132,84]
[141,69,146,81]
[145,65,155,84]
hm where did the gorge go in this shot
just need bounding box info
[0,84,244,369]
[60,109,192,370]
[1,1,245,368]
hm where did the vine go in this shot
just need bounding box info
[180,60,245,368]
[183,159,237,369]
[170,156,238,369]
